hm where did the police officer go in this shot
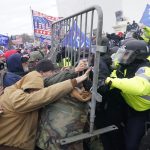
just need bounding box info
[105,39,150,150]
[141,26,150,44]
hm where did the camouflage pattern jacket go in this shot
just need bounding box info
[36,69,89,150]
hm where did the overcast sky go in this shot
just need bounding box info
[0,0,149,36]
[0,0,58,36]
[122,0,149,22]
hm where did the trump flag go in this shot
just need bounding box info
[0,34,9,47]
[32,9,60,43]
[62,22,90,48]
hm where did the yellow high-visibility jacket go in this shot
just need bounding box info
[57,57,72,67]
[63,57,72,67]
[106,66,150,111]
[141,26,150,43]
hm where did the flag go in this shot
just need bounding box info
[11,35,23,45]
[32,9,60,43]
[62,22,91,48]
[140,4,150,27]
[0,34,9,47]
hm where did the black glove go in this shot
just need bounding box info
[97,78,111,94]
[82,79,93,91]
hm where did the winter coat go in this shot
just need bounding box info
[0,71,74,150]
[6,53,26,76]
[44,69,77,87]
[3,72,21,87]
[36,70,90,150]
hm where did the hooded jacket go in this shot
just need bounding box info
[37,71,90,150]
[6,53,26,76]
[0,71,74,150]
[107,66,150,111]
[3,72,21,87]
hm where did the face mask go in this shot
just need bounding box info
[23,66,29,72]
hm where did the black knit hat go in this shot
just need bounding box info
[35,59,55,72]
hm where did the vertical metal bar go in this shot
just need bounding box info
[30,7,36,44]
[60,21,64,48]
[90,7,103,133]
[60,20,64,66]
[64,19,68,67]
[90,49,100,133]
[49,24,56,64]
[95,6,103,46]
[55,23,58,64]
[58,22,61,62]
[74,16,78,66]
[65,20,68,58]
[83,12,88,59]
[78,14,82,62]
[88,10,94,65]
[59,21,62,65]
[51,24,54,56]
[71,18,74,66]
[65,19,69,59]
[67,18,71,66]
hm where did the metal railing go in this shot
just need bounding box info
[50,5,117,145]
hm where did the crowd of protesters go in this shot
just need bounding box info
[0,43,93,150]
[0,20,150,150]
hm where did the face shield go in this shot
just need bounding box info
[111,46,126,64]
[114,46,136,65]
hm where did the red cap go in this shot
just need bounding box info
[4,50,18,59]
[117,32,123,37]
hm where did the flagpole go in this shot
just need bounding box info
[30,6,36,44]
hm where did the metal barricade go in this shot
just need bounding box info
[50,5,118,145]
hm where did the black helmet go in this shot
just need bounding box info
[116,40,149,65]
[100,36,109,55]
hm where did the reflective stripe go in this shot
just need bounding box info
[135,74,150,82]
[141,95,150,101]
[135,73,150,101]
[146,46,150,53]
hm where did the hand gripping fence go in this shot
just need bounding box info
[49,5,118,145]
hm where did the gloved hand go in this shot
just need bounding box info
[97,78,112,94]
[82,79,93,91]
[105,77,112,84]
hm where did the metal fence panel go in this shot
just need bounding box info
[49,5,117,144]
[50,6,102,66]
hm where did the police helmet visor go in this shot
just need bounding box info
[115,47,136,65]
[112,47,126,62]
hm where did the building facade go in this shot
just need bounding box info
[56,0,122,33]
[56,0,150,33]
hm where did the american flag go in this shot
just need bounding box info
[32,10,59,22]
[32,9,60,42]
